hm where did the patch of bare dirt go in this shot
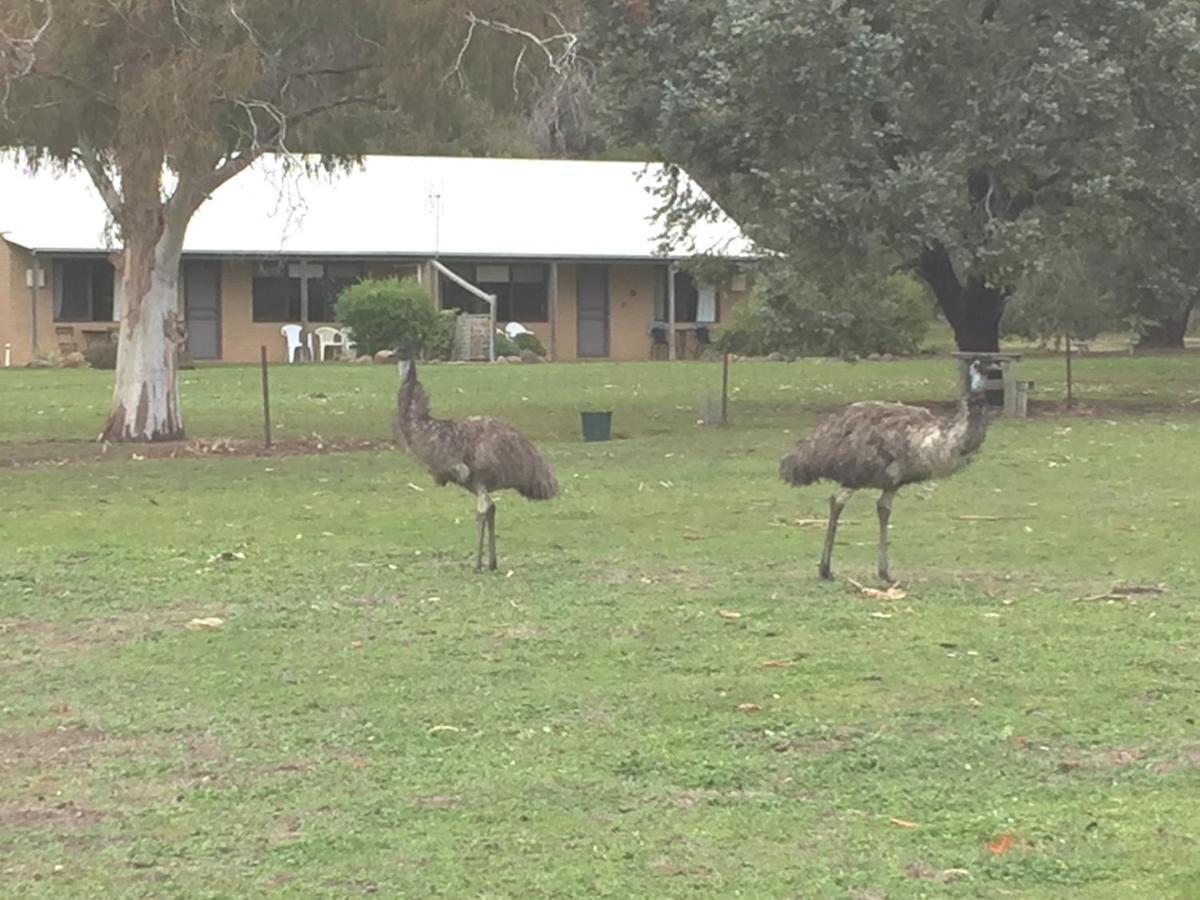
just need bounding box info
[0,800,107,830]
[0,437,390,468]
[1151,746,1200,774]
[0,726,113,770]
[1,602,229,669]
[733,725,858,756]
[649,857,716,879]
[1056,745,1146,773]
[589,564,711,591]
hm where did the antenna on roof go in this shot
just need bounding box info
[425,179,444,259]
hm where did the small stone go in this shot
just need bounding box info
[374,349,398,363]
[352,354,373,364]
[519,349,543,363]
[61,351,88,368]
[766,351,784,362]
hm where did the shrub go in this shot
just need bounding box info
[494,332,519,357]
[335,277,441,356]
[718,268,933,357]
[513,332,546,356]
[84,339,119,369]
[426,309,459,360]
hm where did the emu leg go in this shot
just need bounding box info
[877,489,897,583]
[474,489,492,574]
[486,503,498,571]
[819,488,853,580]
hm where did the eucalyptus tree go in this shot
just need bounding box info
[0,0,581,440]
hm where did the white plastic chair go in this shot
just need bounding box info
[280,324,305,363]
[504,321,533,339]
[313,326,349,361]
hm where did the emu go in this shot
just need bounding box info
[395,359,558,572]
[779,361,989,583]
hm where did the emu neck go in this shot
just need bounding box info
[397,377,431,439]
[946,395,989,456]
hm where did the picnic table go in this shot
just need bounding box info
[951,351,1030,417]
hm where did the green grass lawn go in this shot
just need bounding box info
[2,357,1200,897]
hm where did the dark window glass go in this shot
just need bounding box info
[252,261,362,322]
[54,258,115,322]
[440,263,548,322]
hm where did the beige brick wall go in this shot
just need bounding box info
[0,248,748,366]
[0,241,50,367]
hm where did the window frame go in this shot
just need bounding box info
[52,257,116,323]
[251,259,364,323]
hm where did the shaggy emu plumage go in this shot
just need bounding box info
[780,361,990,582]
[395,360,558,572]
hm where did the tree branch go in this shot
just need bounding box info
[0,0,54,118]
[73,142,122,218]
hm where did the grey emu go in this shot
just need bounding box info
[779,361,989,583]
[395,359,558,572]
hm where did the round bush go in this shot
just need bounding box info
[336,278,442,357]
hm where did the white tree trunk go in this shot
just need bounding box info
[102,226,187,442]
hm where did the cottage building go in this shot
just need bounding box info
[0,154,757,367]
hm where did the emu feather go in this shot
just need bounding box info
[780,362,991,582]
[395,360,558,572]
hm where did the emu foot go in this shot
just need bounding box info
[818,564,834,581]
[488,560,498,572]
[878,567,892,584]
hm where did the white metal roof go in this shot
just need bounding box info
[0,153,757,260]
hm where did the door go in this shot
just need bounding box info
[184,261,222,360]
[576,264,609,358]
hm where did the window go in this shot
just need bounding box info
[252,260,362,322]
[53,258,115,322]
[654,268,718,324]
[439,262,549,323]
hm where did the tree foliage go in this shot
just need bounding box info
[586,0,1200,351]
[719,269,933,358]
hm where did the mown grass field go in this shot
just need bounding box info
[2,356,1200,898]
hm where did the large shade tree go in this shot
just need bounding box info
[586,0,1200,352]
[0,0,582,441]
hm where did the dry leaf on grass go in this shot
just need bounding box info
[956,515,1004,521]
[737,703,760,712]
[846,577,906,601]
[868,612,893,619]
[428,725,462,735]
[762,659,794,669]
[185,617,224,630]
[890,818,919,828]
[987,831,1016,855]
[717,610,742,620]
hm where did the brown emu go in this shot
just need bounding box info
[394,360,558,572]
[779,361,989,583]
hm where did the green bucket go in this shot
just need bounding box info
[580,410,612,442]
